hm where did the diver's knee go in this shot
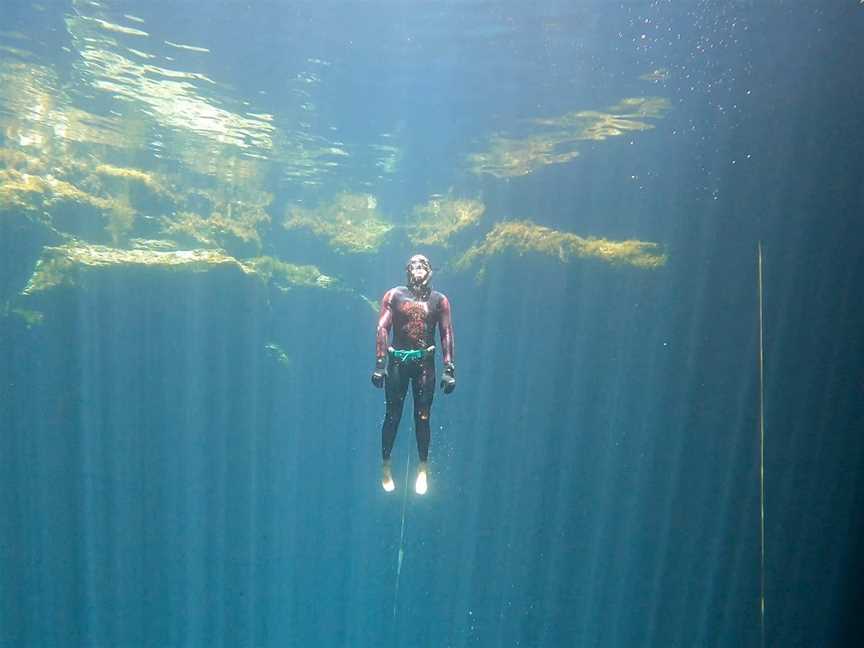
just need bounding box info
[386,396,405,410]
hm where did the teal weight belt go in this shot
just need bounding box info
[389,345,435,362]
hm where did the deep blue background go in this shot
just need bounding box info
[2,1,863,646]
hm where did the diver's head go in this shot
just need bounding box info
[406,254,432,291]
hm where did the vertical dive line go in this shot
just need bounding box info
[758,241,766,648]
[393,454,411,622]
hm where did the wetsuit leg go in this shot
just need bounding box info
[412,359,436,462]
[381,359,411,460]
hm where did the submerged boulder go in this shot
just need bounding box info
[454,220,667,280]
[21,242,345,296]
[21,242,255,295]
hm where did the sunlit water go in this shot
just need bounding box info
[1,1,863,646]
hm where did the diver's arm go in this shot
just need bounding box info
[438,295,454,365]
[372,290,393,389]
[372,290,394,388]
[376,289,395,360]
[438,296,456,394]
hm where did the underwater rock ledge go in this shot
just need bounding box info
[21,242,338,296]
[453,220,667,279]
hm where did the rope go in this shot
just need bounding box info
[758,241,766,648]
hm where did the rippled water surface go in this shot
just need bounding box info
[1,1,862,646]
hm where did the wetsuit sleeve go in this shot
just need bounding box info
[376,289,395,360]
[438,295,455,365]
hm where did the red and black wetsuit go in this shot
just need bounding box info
[375,285,454,462]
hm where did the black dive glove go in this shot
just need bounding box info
[371,356,386,388]
[440,361,456,394]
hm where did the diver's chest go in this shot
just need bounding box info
[397,298,436,321]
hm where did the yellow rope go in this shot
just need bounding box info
[758,242,766,648]
[393,454,411,622]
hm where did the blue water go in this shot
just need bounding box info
[1,1,863,646]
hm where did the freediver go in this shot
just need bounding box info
[372,254,455,495]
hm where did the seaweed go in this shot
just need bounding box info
[454,220,667,278]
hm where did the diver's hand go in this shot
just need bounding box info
[371,357,386,388]
[440,362,456,394]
